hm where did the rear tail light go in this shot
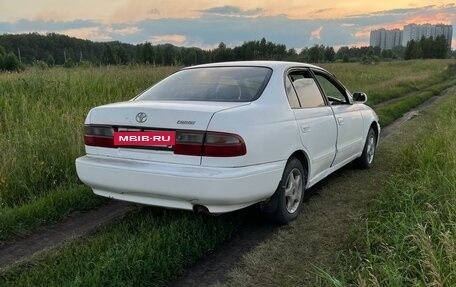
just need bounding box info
[83,125,246,157]
[174,131,246,157]
[202,132,246,157]
[84,125,115,148]
[174,131,205,156]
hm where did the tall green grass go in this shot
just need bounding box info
[323,93,456,286]
[0,208,237,286]
[321,59,455,105]
[375,77,456,126]
[1,61,453,208]
[0,61,453,242]
[0,62,455,286]
[0,66,177,241]
[0,185,104,241]
[0,66,177,207]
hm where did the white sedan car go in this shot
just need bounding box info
[76,61,380,223]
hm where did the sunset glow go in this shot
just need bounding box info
[0,1,454,48]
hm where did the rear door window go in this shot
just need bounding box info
[288,70,326,108]
[285,76,300,108]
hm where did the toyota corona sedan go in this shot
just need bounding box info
[76,61,380,224]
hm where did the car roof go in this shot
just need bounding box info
[182,61,325,72]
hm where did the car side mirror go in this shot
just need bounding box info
[353,92,367,103]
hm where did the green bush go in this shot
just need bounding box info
[0,52,24,72]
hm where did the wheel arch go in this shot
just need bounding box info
[260,149,310,216]
[259,150,310,224]
[289,150,310,185]
[369,121,380,145]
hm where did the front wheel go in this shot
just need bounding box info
[267,157,307,224]
[355,127,377,169]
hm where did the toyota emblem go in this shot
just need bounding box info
[135,112,147,123]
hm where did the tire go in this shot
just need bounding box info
[267,157,307,224]
[355,127,377,169]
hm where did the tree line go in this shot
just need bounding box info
[404,35,449,60]
[0,33,453,71]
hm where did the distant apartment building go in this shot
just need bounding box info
[369,29,403,50]
[370,24,453,49]
[402,24,453,47]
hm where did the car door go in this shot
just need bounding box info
[312,70,364,166]
[286,69,337,181]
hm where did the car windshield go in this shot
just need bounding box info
[135,66,272,102]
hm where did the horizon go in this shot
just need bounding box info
[1,1,455,50]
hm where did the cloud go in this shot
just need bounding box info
[349,6,435,17]
[0,3,454,50]
[149,9,160,15]
[0,16,413,48]
[150,34,187,45]
[60,27,112,41]
[314,8,333,14]
[111,26,141,36]
[148,34,219,49]
[310,26,323,40]
[345,4,456,35]
[0,21,141,42]
[354,30,370,38]
[347,4,455,24]
[199,5,263,17]
[13,19,98,31]
[349,41,369,47]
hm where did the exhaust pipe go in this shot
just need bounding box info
[193,204,210,214]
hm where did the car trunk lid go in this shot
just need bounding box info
[85,100,249,165]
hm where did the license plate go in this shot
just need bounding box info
[113,131,176,146]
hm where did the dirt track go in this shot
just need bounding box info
[0,91,451,283]
[0,201,135,270]
[170,93,451,286]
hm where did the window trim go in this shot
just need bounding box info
[284,74,301,109]
[310,68,353,105]
[284,67,329,109]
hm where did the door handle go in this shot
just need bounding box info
[300,124,311,133]
[337,117,345,125]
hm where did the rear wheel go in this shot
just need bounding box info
[355,127,377,169]
[267,157,307,224]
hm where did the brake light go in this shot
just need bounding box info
[174,131,204,156]
[84,125,115,148]
[174,130,246,157]
[83,125,247,157]
[202,132,246,157]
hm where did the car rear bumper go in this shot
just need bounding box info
[75,155,285,213]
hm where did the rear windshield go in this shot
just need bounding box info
[135,66,272,102]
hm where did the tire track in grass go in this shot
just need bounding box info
[372,78,455,109]
[170,87,455,287]
[0,87,453,284]
[0,201,135,270]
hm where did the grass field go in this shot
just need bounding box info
[0,65,177,208]
[0,208,237,286]
[322,92,456,286]
[320,60,455,105]
[218,89,456,287]
[375,76,456,126]
[0,66,177,240]
[0,60,455,285]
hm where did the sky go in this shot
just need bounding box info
[0,1,455,50]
